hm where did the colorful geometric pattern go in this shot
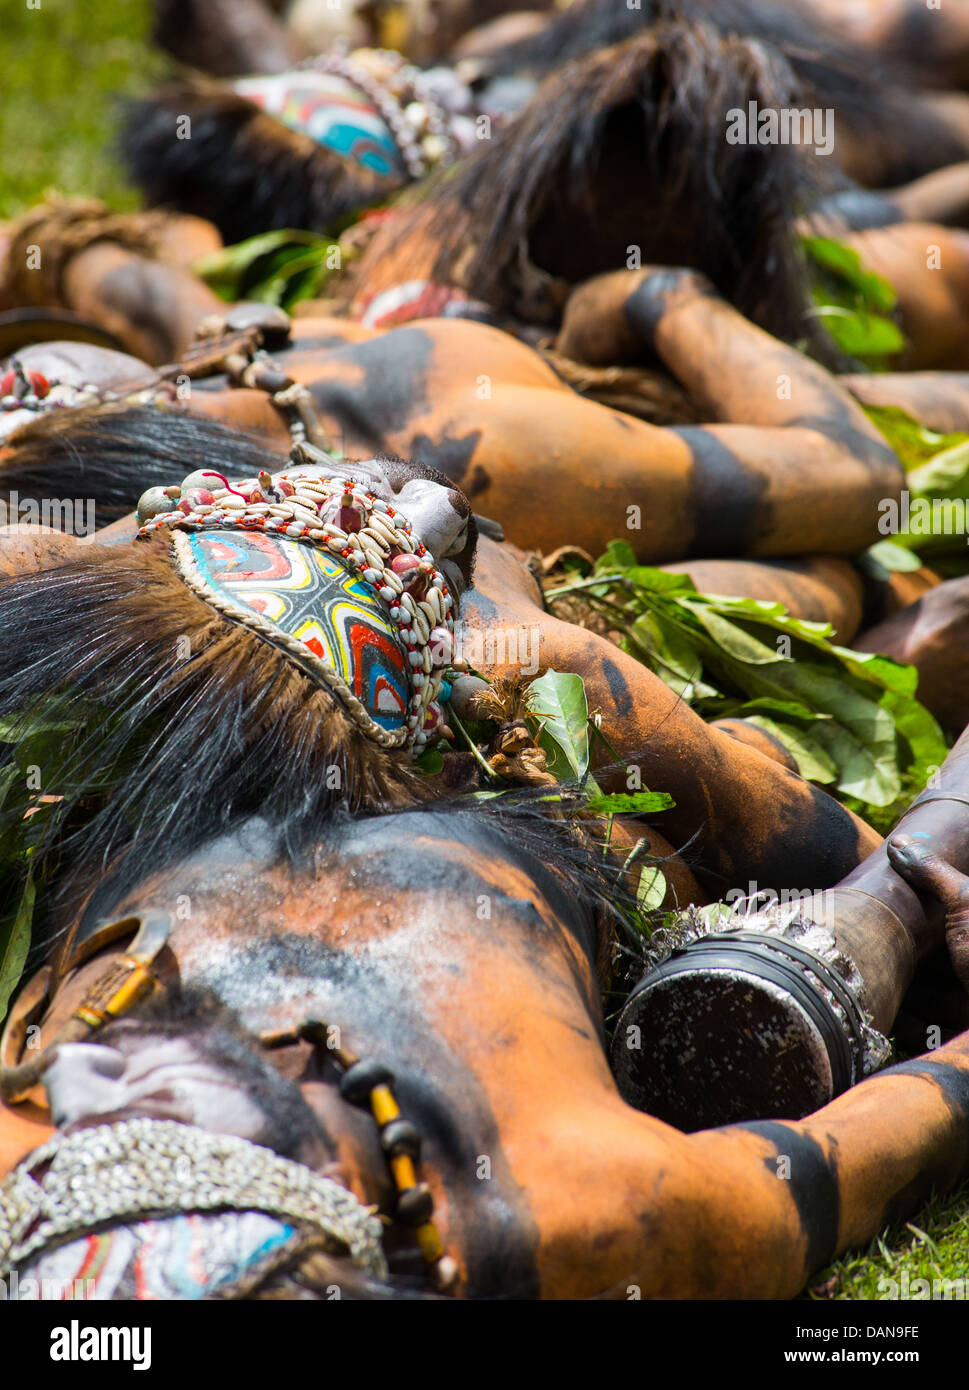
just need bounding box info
[357,279,491,330]
[186,530,410,731]
[15,1212,298,1300]
[234,70,406,179]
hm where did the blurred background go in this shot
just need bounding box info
[1,0,162,216]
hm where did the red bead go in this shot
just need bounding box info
[0,370,15,396]
[177,487,215,514]
[27,371,50,399]
[391,553,421,575]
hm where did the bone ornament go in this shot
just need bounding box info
[612,723,969,1129]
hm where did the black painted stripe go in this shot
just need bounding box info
[739,1119,840,1275]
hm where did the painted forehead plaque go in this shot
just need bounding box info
[233,72,406,179]
[183,530,410,731]
[139,462,457,752]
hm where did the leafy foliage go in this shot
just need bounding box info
[0,688,153,1025]
[442,669,674,919]
[864,405,969,472]
[865,404,969,576]
[803,234,906,368]
[525,670,593,782]
[524,670,674,926]
[546,541,947,827]
[524,670,671,807]
[0,706,86,1019]
[194,230,343,311]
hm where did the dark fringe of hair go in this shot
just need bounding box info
[119,80,404,244]
[1,402,289,527]
[0,408,670,978]
[400,23,824,348]
[0,539,431,930]
[487,0,969,187]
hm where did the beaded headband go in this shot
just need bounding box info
[136,460,457,752]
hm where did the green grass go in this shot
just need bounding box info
[3,0,969,1304]
[809,1185,969,1300]
[0,0,163,219]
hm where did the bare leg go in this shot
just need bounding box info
[855,576,969,734]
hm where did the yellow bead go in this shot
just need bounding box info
[390,1154,418,1191]
[416,1222,444,1262]
[370,1084,399,1128]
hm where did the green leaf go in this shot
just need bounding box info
[802,234,906,365]
[864,405,969,471]
[0,714,81,742]
[808,712,900,806]
[732,696,826,721]
[623,567,697,594]
[526,670,592,782]
[415,747,445,775]
[742,715,838,784]
[547,548,947,817]
[195,230,338,308]
[684,604,784,664]
[803,236,898,312]
[585,791,675,815]
[0,876,34,1022]
[909,440,969,503]
[628,611,706,699]
[882,689,947,784]
[810,303,906,359]
[832,645,917,697]
[593,539,638,572]
[194,228,326,278]
[0,761,20,812]
[860,540,924,581]
[636,865,667,912]
[715,654,901,804]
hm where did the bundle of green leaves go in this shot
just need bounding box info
[802,234,905,368]
[546,541,947,835]
[421,668,676,927]
[862,406,969,580]
[194,229,344,311]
